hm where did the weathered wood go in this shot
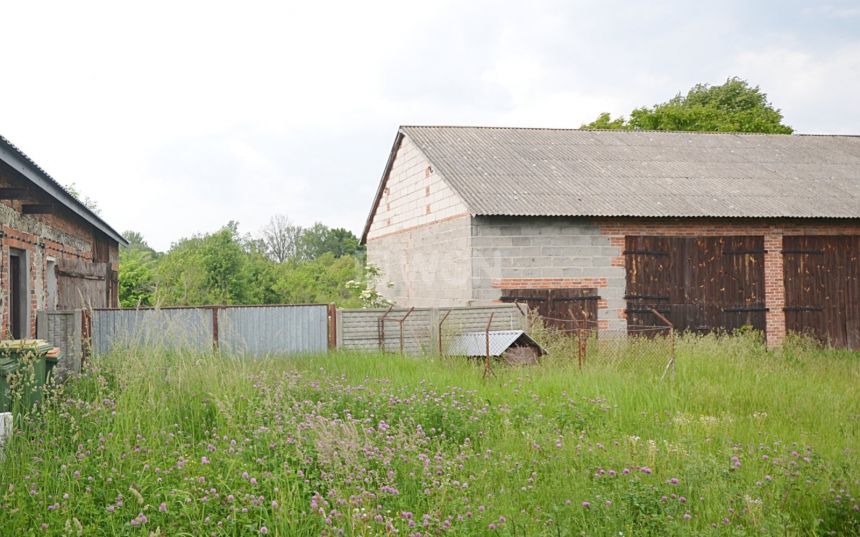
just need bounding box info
[0,188,27,199]
[625,236,766,335]
[21,204,54,214]
[783,235,860,348]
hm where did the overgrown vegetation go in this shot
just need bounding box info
[1,335,857,535]
[118,219,376,308]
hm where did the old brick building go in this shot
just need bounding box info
[0,135,127,339]
[362,126,860,348]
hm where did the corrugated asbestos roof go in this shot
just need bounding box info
[0,135,128,245]
[399,126,860,220]
[447,330,545,357]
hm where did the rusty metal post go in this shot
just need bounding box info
[398,307,415,355]
[650,307,676,379]
[327,303,337,350]
[438,309,451,356]
[212,307,220,352]
[483,312,494,378]
[569,307,586,370]
[377,305,394,352]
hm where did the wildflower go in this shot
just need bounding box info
[679,496,687,504]
[201,456,210,464]
[669,477,679,485]
[250,478,258,486]
[159,502,167,512]
[488,523,497,529]
[582,501,591,509]
[622,468,631,475]
[640,466,652,475]
[683,512,692,520]
[259,527,269,535]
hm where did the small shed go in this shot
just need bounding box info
[447,330,546,365]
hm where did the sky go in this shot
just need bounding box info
[1,0,858,251]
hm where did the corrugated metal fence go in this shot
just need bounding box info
[92,305,330,356]
[88,303,526,357]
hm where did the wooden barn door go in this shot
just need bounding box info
[783,236,860,348]
[57,259,109,310]
[625,236,766,334]
[500,288,599,331]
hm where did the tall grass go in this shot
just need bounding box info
[0,335,858,535]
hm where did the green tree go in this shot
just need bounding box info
[582,77,793,134]
[272,253,364,306]
[297,223,363,260]
[118,230,158,307]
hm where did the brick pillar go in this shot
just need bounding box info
[764,233,785,347]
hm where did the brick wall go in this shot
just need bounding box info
[0,165,116,338]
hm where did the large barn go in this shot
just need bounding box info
[0,135,127,339]
[361,126,860,348]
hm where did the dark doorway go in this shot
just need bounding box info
[9,249,28,339]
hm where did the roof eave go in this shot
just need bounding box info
[360,129,405,244]
[0,139,129,246]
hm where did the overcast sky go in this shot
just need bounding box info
[2,0,858,251]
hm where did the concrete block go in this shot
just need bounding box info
[0,413,11,449]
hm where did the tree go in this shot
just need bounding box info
[582,77,793,134]
[118,230,159,307]
[297,223,363,260]
[262,215,304,263]
[118,247,157,307]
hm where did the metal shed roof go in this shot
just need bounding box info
[447,330,545,357]
[363,127,860,241]
[0,134,128,245]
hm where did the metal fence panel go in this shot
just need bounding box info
[92,308,214,355]
[219,305,328,355]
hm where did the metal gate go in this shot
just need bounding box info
[783,236,860,348]
[625,236,766,334]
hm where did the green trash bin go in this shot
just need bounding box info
[0,355,23,413]
[0,340,55,412]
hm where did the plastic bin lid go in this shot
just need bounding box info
[0,339,54,356]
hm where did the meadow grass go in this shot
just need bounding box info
[0,333,858,535]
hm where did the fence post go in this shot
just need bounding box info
[437,309,451,357]
[377,305,394,352]
[327,303,337,350]
[483,312,495,378]
[397,307,415,355]
[649,307,675,380]
[211,307,220,352]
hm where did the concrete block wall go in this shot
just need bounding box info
[470,216,626,330]
[36,310,83,380]
[367,215,472,307]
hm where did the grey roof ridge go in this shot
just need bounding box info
[0,134,129,245]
